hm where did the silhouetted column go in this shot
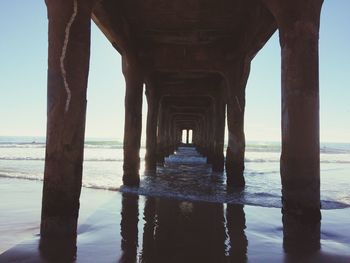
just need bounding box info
[262,0,323,222]
[163,109,171,156]
[212,98,225,172]
[122,56,144,186]
[206,105,215,164]
[120,193,139,263]
[41,0,94,238]
[186,129,189,144]
[156,102,165,164]
[225,61,250,187]
[145,83,159,171]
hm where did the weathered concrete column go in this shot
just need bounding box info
[212,98,225,172]
[156,102,165,164]
[41,0,94,239]
[163,108,171,156]
[122,56,144,186]
[262,0,323,222]
[206,104,215,164]
[145,82,159,171]
[225,61,250,187]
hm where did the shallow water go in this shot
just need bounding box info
[124,147,350,209]
[1,137,350,209]
[1,143,350,262]
[1,187,350,262]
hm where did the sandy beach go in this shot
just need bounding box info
[0,177,349,262]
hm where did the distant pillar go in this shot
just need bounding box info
[225,61,250,187]
[41,0,94,238]
[206,105,215,164]
[262,0,323,222]
[145,83,159,172]
[186,129,189,144]
[122,56,144,186]
[212,98,225,172]
[156,103,165,164]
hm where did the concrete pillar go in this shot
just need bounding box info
[41,0,94,239]
[212,98,225,172]
[156,102,165,164]
[122,56,144,186]
[186,129,189,144]
[225,61,250,187]
[145,83,159,171]
[262,0,323,222]
[206,105,215,164]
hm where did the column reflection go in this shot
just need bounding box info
[282,212,321,257]
[226,204,248,263]
[138,197,248,263]
[119,193,139,263]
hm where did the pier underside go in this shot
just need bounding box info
[41,0,323,243]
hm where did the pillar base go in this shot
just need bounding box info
[123,173,140,187]
[145,156,157,172]
[156,154,165,165]
[212,155,224,172]
[226,174,245,187]
[226,159,245,187]
[282,198,321,224]
[145,164,156,172]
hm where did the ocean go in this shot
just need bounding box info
[0,136,349,209]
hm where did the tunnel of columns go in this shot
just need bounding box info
[41,0,323,241]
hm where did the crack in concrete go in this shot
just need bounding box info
[60,0,78,113]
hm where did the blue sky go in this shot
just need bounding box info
[0,1,349,142]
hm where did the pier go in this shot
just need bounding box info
[41,0,323,241]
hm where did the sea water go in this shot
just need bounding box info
[0,136,349,209]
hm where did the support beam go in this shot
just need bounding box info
[122,56,144,186]
[41,0,94,239]
[225,61,250,187]
[262,0,323,223]
[212,98,225,172]
[156,103,166,164]
[145,82,159,172]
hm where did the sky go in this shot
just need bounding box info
[0,1,349,143]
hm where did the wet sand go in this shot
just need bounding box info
[1,177,350,262]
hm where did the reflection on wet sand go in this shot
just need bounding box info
[120,193,248,263]
[226,204,248,262]
[119,193,139,263]
[39,236,77,263]
[282,213,321,262]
